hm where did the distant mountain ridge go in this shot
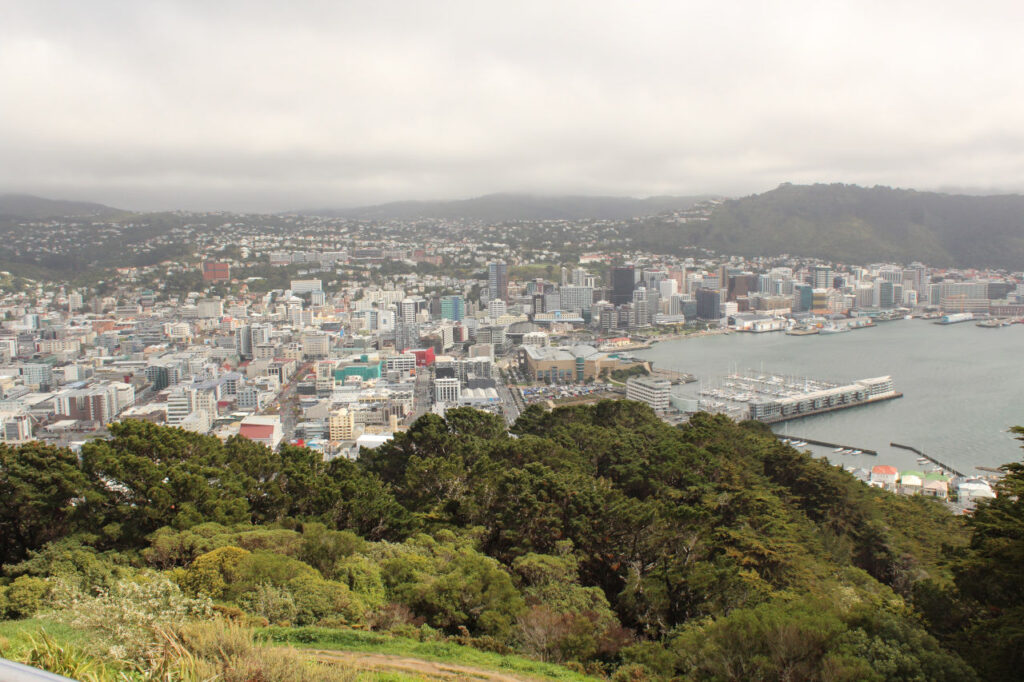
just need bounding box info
[0,193,125,220]
[630,183,1024,269]
[301,192,718,221]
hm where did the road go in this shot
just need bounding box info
[497,381,522,425]
[408,367,433,424]
[264,361,311,441]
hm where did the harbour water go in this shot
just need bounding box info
[635,321,1024,474]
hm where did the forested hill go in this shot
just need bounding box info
[0,193,125,220]
[1,404,1022,680]
[631,183,1024,268]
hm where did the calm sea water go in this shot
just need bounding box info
[635,321,1024,474]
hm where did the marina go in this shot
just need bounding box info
[635,321,1024,474]
[695,369,901,424]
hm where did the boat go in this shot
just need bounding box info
[819,325,851,335]
[785,327,819,336]
[791,440,807,447]
[976,319,1005,328]
[833,446,845,453]
[917,457,930,464]
[850,450,862,455]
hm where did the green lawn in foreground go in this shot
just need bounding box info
[0,618,103,652]
[259,627,599,682]
[0,618,127,679]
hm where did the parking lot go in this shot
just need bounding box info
[520,383,622,404]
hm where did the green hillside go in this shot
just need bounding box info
[1,406,1022,680]
[631,183,1024,268]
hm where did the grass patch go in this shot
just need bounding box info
[0,619,126,680]
[259,627,599,682]
[0,618,105,652]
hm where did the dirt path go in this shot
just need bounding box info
[305,649,545,682]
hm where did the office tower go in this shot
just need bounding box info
[874,280,895,308]
[487,299,507,318]
[559,285,593,313]
[696,288,723,320]
[793,284,814,312]
[488,262,509,302]
[811,265,834,290]
[612,265,635,305]
[440,295,465,321]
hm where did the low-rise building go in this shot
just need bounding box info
[238,415,284,450]
[626,376,671,413]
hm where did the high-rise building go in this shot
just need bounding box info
[811,266,834,290]
[329,408,355,441]
[440,295,465,321]
[695,288,722,320]
[559,286,593,313]
[487,299,507,318]
[488,262,509,302]
[570,268,595,287]
[399,298,418,324]
[874,280,895,309]
[727,275,756,301]
[611,265,636,305]
[793,284,814,312]
[642,269,666,290]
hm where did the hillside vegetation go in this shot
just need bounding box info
[631,183,1024,268]
[0,193,126,220]
[1,405,1022,680]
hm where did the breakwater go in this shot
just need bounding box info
[776,435,877,455]
[890,442,966,477]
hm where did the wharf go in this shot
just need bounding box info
[890,443,966,478]
[776,435,877,455]
[758,391,903,424]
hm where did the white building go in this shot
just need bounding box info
[290,279,323,294]
[302,332,330,359]
[487,299,507,319]
[434,376,461,404]
[626,376,671,413]
[0,411,32,443]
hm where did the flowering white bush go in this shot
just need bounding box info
[47,572,213,664]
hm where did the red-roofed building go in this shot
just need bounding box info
[202,261,230,282]
[239,415,283,450]
[870,465,898,490]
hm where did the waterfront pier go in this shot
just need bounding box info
[775,435,877,455]
[890,443,966,477]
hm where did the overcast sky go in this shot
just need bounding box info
[2,1,1023,212]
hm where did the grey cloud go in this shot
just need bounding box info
[2,0,1024,211]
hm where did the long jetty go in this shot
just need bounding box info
[775,435,877,455]
[890,442,966,477]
